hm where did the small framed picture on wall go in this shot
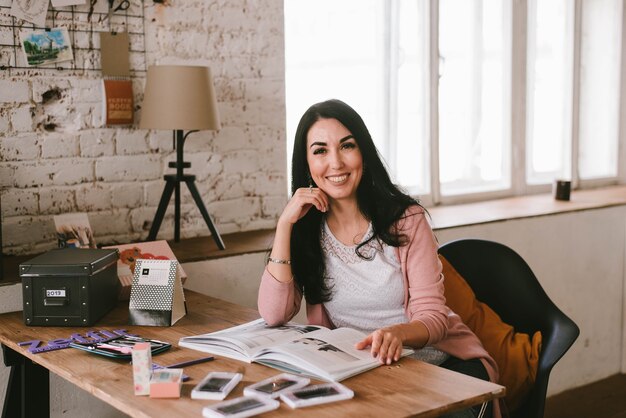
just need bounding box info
[20,27,74,67]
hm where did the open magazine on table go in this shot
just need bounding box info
[178,318,414,382]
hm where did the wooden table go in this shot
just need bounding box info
[0,291,504,418]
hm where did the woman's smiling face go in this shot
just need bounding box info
[306,118,363,203]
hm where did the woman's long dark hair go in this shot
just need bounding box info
[290,99,420,305]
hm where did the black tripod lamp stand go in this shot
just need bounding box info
[140,65,225,249]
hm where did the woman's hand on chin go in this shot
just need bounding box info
[279,187,329,225]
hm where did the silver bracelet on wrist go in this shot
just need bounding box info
[267,257,291,265]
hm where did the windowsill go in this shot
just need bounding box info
[428,184,626,230]
[2,185,625,286]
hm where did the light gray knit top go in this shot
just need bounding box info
[321,220,449,365]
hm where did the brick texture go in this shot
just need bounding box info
[0,0,286,255]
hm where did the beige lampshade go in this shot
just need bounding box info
[139,65,221,131]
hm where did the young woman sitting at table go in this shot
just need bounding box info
[258,99,500,418]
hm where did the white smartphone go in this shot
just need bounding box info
[202,396,280,418]
[191,372,242,400]
[243,373,309,399]
[280,382,354,409]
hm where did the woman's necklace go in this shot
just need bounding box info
[326,216,370,246]
[351,223,369,244]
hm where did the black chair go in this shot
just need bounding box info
[438,239,579,418]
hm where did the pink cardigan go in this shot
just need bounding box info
[258,205,501,416]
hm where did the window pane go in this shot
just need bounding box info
[439,0,510,196]
[394,1,430,194]
[284,0,386,176]
[284,0,429,195]
[526,0,572,184]
[578,0,622,179]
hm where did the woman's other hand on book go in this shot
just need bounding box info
[355,326,404,365]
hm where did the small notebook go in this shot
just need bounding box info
[100,32,130,77]
[102,79,133,125]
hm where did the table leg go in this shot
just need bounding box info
[2,344,50,418]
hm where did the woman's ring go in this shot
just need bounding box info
[309,185,313,193]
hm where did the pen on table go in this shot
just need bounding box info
[150,356,214,381]
[164,356,215,368]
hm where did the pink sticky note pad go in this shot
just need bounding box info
[149,368,183,398]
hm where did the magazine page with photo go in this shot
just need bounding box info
[255,327,413,381]
[179,319,324,362]
[179,319,413,382]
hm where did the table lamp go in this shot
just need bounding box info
[140,65,225,249]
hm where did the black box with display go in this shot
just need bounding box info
[20,248,119,326]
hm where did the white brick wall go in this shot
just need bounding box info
[75,184,112,211]
[0,166,14,188]
[41,134,80,159]
[12,160,94,188]
[0,134,40,161]
[79,130,116,157]
[0,110,9,133]
[0,0,286,255]
[9,106,33,132]
[1,189,38,216]
[39,188,76,214]
[0,80,29,103]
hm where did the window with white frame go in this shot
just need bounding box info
[284,0,430,197]
[438,0,510,198]
[284,0,624,204]
[577,0,622,181]
[526,0,573,185]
